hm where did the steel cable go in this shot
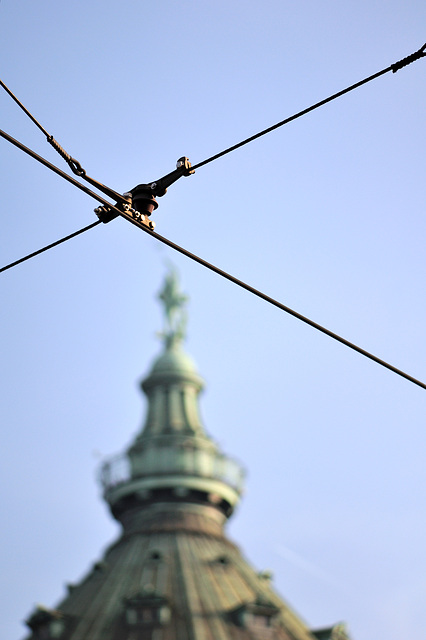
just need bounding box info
[0,221,101,273]
[1,44,425,389]
[191,43,425,170]
[3,208,424,390]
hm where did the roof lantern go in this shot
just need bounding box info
[101,269,245,523]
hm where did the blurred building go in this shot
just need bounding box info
[22,272,350,640]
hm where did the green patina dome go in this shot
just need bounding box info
[151,344,198,376]
[142,344,204,391]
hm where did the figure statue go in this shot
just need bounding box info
[158,269,188,347]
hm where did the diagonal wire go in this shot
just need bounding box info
[1,46,425,389]
[0,79,50,136]
[191,42,426,170]
[0,77,87,176]
[3,206,424,390]
[0,79,127,203]
[3,43,425,220]
[0,221,101,273]
[0,128,121,211]
[147,229,426,391]
[1,128,425,389]
[2,43,424,179]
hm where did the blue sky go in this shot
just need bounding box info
[1,2,425,639]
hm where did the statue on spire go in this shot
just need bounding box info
[158,268,188,348]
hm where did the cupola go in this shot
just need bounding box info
[101,270,245,526]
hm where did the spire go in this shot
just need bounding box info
[101,270,245,527]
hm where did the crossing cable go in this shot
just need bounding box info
[1,131,424,390]
[0,79,128,206]
[0,78,87,176]
[1,44,425,389]
[5,197,425,390]
[0,128,123,205]
[191,42,426,170]
[0,221,101,273]
[2,43,424,179]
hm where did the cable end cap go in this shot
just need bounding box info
[177,156,195,176]
[94,206,118,224]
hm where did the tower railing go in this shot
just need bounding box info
[100,450,245,493]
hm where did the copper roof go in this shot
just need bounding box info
[24,503,318,640]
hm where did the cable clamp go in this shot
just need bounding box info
[94,197,156,230]
[94,157,193,227]
[391,42,426,73]
[94,205,117,224]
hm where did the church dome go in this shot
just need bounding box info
[142,342,204,391]
[151,344,197,375]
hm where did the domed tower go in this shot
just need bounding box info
[22,272,350,640]
[102,270,243,531]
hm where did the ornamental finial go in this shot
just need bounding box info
[158,268,188,348]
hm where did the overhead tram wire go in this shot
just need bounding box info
[1,43,424,204]
[1,42,424,228]
[0,129,122,206]
[191,42,425,170]
[1,130,425,391]
[1,43,426,389]
[0,221,101,274]
[0,78,87,178]
[0,79,128,205]
[2,43,424,176]
[146,235,426,392]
